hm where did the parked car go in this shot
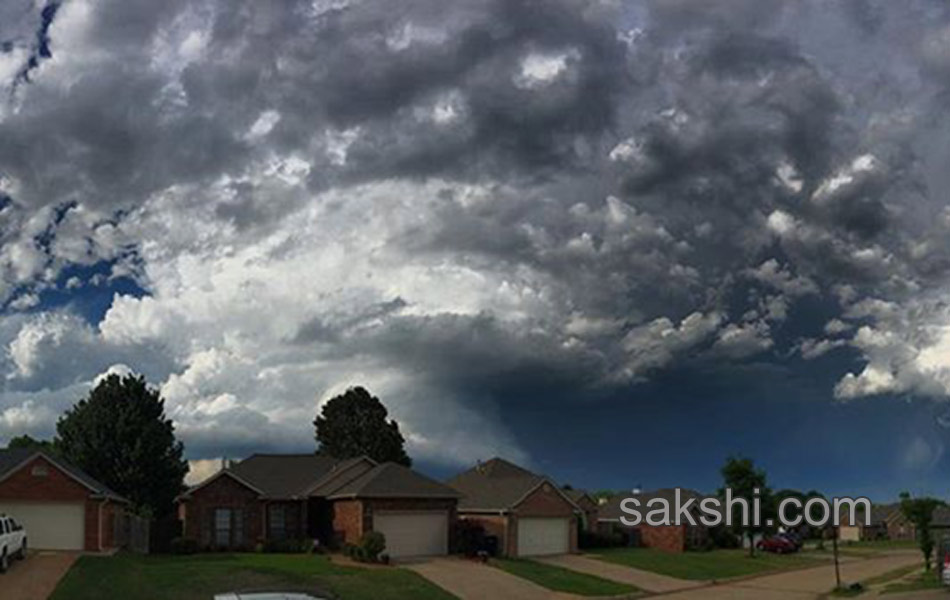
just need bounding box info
[756,535,798,554]
[777,532,803,550]
[0,514,28,573]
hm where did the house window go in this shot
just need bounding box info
[215,509,232,547]
[269,505,286,539]
[31,464,48,477]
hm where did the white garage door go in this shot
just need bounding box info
[0,502,85,550]
[517,517,570,556]
[373,511,448,558]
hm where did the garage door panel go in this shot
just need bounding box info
[373,511,448,558]
[517,517,569,557]
[0,502,85,550]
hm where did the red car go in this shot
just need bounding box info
[756,536,798,554]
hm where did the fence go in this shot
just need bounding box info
[114,511,150,554]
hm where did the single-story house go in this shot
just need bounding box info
[177,454,460,558]
[0,448,128,551]
[838,504,896,542]
[447,457,581,557]
[564,489,599,532]
[597,488,711,553]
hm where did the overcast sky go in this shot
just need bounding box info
[3,0,950,498]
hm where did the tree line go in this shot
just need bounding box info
[4,376,413,519]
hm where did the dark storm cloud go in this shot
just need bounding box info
[4,0,950,461]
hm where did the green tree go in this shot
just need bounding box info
[899,492,946,571]
[718,456,774,556]
[5,434,56,453]
[314,386,411,466]
[55,374,188,517]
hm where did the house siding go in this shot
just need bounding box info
[0,455,116,552]
[640,524,687,553]
[180,474,263,550]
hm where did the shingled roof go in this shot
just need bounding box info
[447,457,577,512]
[326,462,461,500]
[227,454,341,499]
[181,453,458,501]
[0,448,127,502]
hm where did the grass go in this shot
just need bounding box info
[591,548,825,581]
[824,563,924,598]
[880,569,942,595]
[50,552,458,600]
[493,558,638,597]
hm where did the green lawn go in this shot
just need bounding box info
[880,569,942,595]
[591,548,825,581]
[51,553,457,600]
[493,558,638,597]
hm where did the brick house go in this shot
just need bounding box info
[838,503,896,542]
[177,454,459,558]
[564,489,599,532]
[447,457,581,557]
[597,488,711,553]
[0,448,128,552]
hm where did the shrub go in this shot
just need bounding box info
[169,537,199,555]
[452,520,487,557]
[579,530,627,549]
[263,538,311,553]
[359,531,386,562]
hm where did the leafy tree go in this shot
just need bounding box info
[899,492,946,571]
[55,374,188,517]
[314,386,411,466]
[718,456,774,556]
[5,434,56,453]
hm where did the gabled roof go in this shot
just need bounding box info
[564,488,596,506]
[447,457,578,512]
[327,462,461,500]
[0,448,127,502]
[839,503,898,527]
[228,454,341,499]
[307,456,377,496]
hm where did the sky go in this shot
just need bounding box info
[2,0,950,500]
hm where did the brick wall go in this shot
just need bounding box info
[179,474,263,550]
[639,524,687,552]
[0,455,107,552]
[332,499,363,546]
[330,497,458,548]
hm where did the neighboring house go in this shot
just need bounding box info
[564,489,598,532]
[447,457,581,557]
[0,448,128,552]
[838,504,896,542]
[597,488,711,553]
[177,454,460,558]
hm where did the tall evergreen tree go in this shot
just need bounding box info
[314,386,411,466]
[56,374,188,517]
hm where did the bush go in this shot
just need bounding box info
[709,526,741,549]
[169,537,199,555]
[263,538,311,553]
[452,520,488,557]
[579,530,627,549]
[359,531,386,562]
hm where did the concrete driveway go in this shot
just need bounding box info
[406,557,581,600]
[0,551,77,600]
[538,554,704,593]
[661,552,923,600]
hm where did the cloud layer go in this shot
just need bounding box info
[3,0,950,468]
